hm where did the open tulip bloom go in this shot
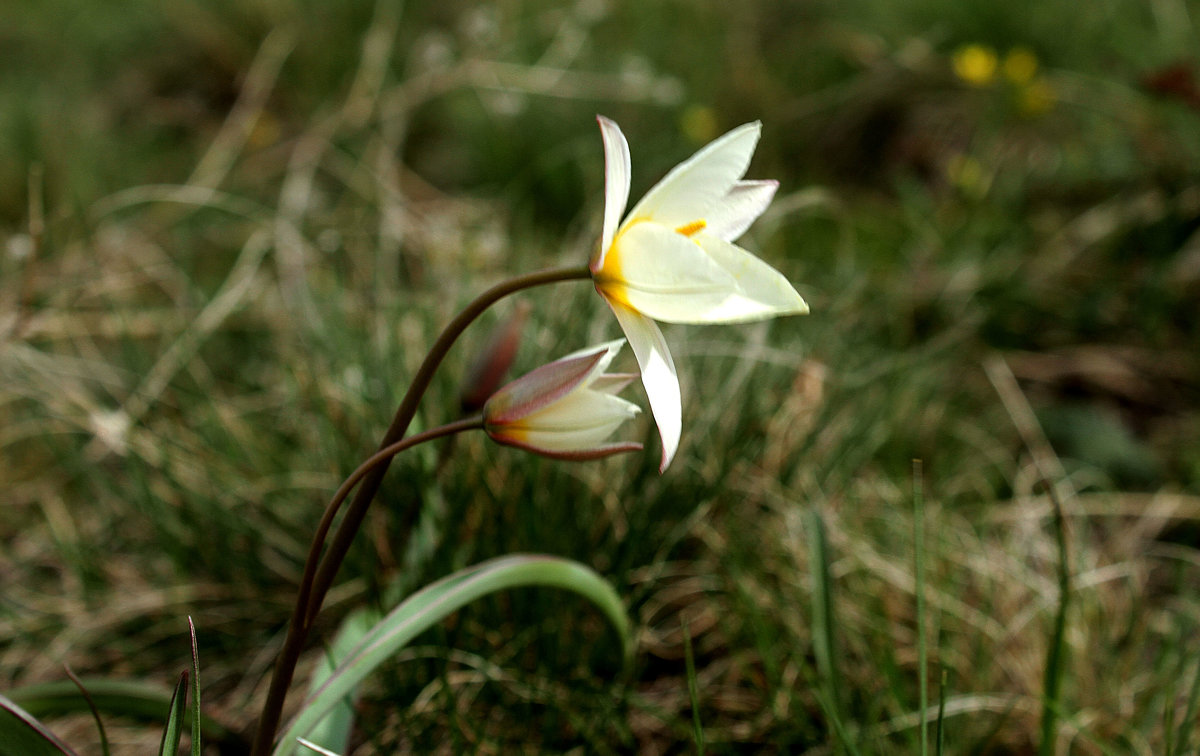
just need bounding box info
[483,339,643,461]
[591,116,809,471]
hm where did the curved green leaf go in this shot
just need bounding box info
[273,554,630,755]
[0,693,78,756]
[302,608,379,755]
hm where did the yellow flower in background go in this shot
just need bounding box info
[483,340,643,461]
[953,44,998,87]
[1017,77,1056,116]
[1002,47,1039,85]
[591,116,808,471]
[680,104,719,146]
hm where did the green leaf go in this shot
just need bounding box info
[302,608,380,755]
[272,554,630,755]
[157,672,188,756]
[0,693,78,756]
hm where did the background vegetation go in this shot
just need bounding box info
[3,0,1200,752]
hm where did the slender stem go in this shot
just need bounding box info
[251,264,591,756]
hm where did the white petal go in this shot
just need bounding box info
[518,390,640,451]
[522,389,640,430]
[484,348,606,424]
[605,221,732,294]
[625,122,761,229]
[706,180,778,242]
[607,300,680,472]
[679,234,808,323]
[596,116,631,269]
[560,338,625,375]
[590,373,637,395]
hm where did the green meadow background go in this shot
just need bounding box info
[3,0,1200,752]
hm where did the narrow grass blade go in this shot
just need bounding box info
[272,554,629,755]
[1164,692,1177,756]
[188,618,202,756]
[157,672,188,756]
[1038,495,1070,756]
[805,507,854,753]
[0,693,79,756]
[913,459,928,756]
[64,666,107,756]
[810,687,860,756]
[682,617,705,754]
[935,668,946,756]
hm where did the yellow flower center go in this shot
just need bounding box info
[594,218,708,308]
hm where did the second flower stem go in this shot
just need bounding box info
[292,415,485,635]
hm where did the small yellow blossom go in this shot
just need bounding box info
[1002,47,1039,85]
[952,44,998,87]
[680,104,719,146]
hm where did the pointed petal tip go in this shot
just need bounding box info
[658,446,675,474]
[731,120,763,142]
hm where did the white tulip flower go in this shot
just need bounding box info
[590,116,808,471]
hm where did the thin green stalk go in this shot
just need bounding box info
[64,666,108,756]
[913,459,928,756]
[250,264,591,756]
[935,668,946,756]
[682,617,705,755]
[1038,485,1070,756]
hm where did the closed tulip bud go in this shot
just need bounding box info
[483,339,643,461]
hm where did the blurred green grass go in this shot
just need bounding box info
[3,0,1200,753]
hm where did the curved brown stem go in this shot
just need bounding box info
[251,264,591,756]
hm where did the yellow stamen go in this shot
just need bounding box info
[675,219,707,237]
